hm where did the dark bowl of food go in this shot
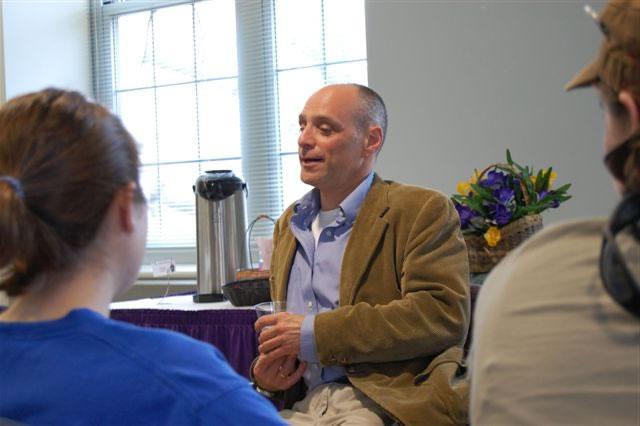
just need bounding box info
[222,277,271,307]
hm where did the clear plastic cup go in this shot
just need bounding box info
[254,301,286,318]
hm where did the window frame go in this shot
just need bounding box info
[92,0,283,271]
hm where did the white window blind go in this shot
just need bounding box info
[91,0,367,263]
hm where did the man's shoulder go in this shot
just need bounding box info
[277,203,297,228]
[374,179,453,219]
[383,179,449,203]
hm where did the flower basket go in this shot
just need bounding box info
[464,214,543,273]
[451,150,571,273]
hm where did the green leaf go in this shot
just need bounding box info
[453,194,487,215]
[511,175,525,205]
[539,167,552,191]
[534,168,545,192]
[506,149,514,166]
[520,169,536,202]
[554,183,572,193]
[520,205,543,214]
[495,164,519,178]
[512,207,526,221]
[470,183,496,202]
[466,199,487,216]
[508,152,528,175]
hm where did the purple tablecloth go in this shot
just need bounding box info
[110,309,258,379]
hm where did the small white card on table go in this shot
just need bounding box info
[152,259,175,278]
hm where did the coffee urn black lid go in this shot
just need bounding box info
[193,170,246,201]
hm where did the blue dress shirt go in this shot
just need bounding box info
[286,172,374,391]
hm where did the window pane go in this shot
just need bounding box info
[198,78,242,160]
[156,84,198,163]
[275,0,323,69]
[140,165,162,245]
[153,4,195,85]
[154,162,200,247]
[324,0,367,63]
[143,159,244,248]
[117,88,157,165]
[325,60,368,86]
[277,67,325,153]
[281,153,311,208]
[195,0,238,79]
[115,11,153,90]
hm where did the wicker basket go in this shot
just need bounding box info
[464,214,543,273]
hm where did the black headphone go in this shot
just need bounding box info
[600,191,640,318]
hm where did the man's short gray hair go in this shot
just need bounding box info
[352,84,388,144]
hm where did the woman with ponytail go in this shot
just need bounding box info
[0,89,283,425]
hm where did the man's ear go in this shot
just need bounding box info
[618,90,640,133]
[364,125,383,157]
[114,182,138,234]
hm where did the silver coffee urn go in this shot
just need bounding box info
[193,170,250,302]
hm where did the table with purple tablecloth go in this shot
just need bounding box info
[109,295,258,379]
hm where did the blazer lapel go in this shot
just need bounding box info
[273,223,297,303]
[340,176,390,305]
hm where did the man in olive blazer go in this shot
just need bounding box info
[253,84,470,425]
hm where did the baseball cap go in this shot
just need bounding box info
[566,0,640,92]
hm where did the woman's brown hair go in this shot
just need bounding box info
[0,88,144,296]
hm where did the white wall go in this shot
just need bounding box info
[367,0,615,223]
[1,0,91,99]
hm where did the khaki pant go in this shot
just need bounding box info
[280,382,392,426]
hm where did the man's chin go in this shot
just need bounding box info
[300,173,321,188]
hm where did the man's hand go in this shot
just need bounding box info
[255,312,305,361]
[253,354,306,392]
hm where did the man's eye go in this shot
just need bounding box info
[319,126,333,134]
[299,124,305,132]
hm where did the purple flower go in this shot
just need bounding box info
[454,203,476,229]
[489,203,512,226]
[481,170,508,190]
[538,190,559,208]
[493,187,515,205]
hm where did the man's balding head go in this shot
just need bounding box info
[297,84,386,209]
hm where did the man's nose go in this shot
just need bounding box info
[298,126,315,150]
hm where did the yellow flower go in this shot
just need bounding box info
[531,170,558,189]
[548,170,557,188]
[457,181,471,195]
[484,227,501,247]
[469,170,480,185]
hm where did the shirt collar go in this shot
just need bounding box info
[292,172,374,230]
[339,172,374,226]
[293,189,321,230]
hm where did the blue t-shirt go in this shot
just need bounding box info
[0,309,284,425]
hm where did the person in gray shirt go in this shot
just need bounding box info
[470,1,640,425]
